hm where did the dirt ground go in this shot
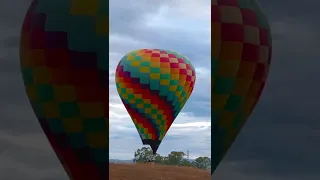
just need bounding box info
[109,163,211,180]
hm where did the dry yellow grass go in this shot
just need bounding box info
[109,163,210,180]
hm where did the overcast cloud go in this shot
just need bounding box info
[0,0,319,180]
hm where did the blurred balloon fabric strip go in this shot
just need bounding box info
[20,0,110,179]
[210,0,272,175]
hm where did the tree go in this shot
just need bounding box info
[192,156,211,169]
[133,147,211,170]
[167,151,186,165]
[180,159,193,167]
[154,154,164,164]
[134,147,158,163]
[162,156,169,165]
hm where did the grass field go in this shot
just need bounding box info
[109,163,211,180]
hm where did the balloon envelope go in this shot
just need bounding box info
[115,49,196,154]
[211,0,272,174]
[20,0,109,179]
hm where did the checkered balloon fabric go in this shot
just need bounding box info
[20,0,109,179]
[115,49,196,153]
[211,0,272,174]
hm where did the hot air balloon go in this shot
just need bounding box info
[115,49,196,154]
[211,0,272,174]
[20,1,109,179]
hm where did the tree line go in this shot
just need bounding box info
[133,147,211,170]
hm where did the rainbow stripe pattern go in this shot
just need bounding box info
[19,0,109,179]
[115,49,196,153]
[211,0,272,175]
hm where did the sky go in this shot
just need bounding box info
[0,0,320,180]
